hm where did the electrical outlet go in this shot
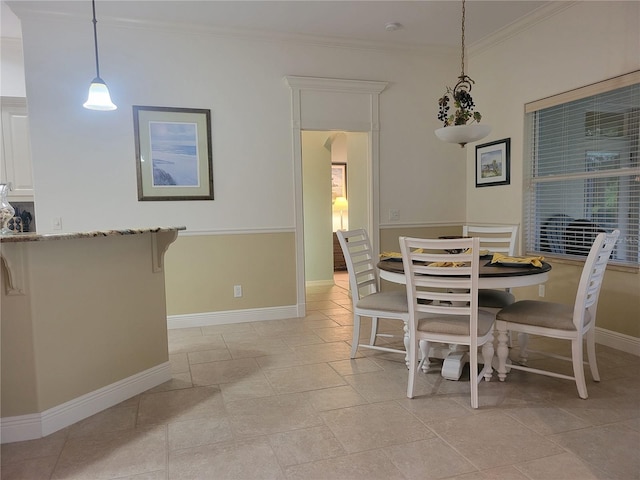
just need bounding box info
[538,284,545,297]
[389,209,400,221]
[52,217,62,230]
[234,285,243,298]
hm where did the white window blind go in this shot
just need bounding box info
[524,74,640,266]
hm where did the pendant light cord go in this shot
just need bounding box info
[91,0,101,79]
[460,0,466,78]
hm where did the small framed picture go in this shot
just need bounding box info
[331,162,347,201]
[475,138,510,187]
[133,105,214,201]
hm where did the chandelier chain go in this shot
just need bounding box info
[460,0,466,77]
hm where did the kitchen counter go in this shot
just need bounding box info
[0,226,185,243]
[1,226,184,443]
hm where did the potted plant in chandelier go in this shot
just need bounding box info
[438,75,482,126]
[435,75,491,148]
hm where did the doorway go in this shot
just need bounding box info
[301,131,369,288]
[285,75,388,316]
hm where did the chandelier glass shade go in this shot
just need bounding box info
[84,77,116,111]
[435,124,491,147]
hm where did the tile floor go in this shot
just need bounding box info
[2,272,639,479]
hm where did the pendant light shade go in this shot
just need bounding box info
[434,124,491,148]
[83,77,116,110]
[83,0,117,111]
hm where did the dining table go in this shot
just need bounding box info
[378,256,551,289]
[377,255,552,380]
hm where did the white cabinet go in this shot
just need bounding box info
[1,97,34,201]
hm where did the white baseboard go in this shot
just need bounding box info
[167,305,300,329]
[1,362,171,444]
[595,327,640,356]
[305,280,335,287]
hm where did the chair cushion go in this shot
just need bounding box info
[478,289,515,308]
[416,310,495,336]
[496,300,588,331]
[357,291,408,312]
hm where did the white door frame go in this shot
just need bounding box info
[285,76,387,316]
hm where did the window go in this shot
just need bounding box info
[524,72,640,267]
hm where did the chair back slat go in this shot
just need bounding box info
[336,229,381,301]
[400,236,480,322]
[574,229,620,327]
[463,225,518,255]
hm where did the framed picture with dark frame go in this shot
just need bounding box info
[475,138,510,187]
[331,162,347,201]
[133,105,214,201]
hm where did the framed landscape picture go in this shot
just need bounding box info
[133,105,214,200]
[331,162,347,201]
[475,138,510,187]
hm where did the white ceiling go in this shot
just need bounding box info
[2,0,558,49]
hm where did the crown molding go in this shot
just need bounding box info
[469,2,576,56]
[9,2,574,57]
[6,4,454,57]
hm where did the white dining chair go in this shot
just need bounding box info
[400,235,495,408]
[336,229,409,360]
[463,224,518,255]
[463,224,519,311]
[495,229,620,399]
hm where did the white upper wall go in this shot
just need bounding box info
[0,38,26,97]
[465,1,639,229]
[7,3,637,235]
[1,1,26,96]
[11,6,467,234]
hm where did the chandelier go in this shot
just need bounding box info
[434,0,490,147]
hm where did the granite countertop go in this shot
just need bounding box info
[0,226,186,243]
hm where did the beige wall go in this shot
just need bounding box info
[464,2,640,339]
[345,132,369,232]
[0,258,38,413]
[164,232,297,316]
[1,233,171,416]
[302,131,334,284]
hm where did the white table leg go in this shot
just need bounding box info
[482,332,494,381]
[441,351,469,380]
[496,327,510,381]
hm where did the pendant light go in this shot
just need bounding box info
[83,0,117,111]
[434,0,490,147]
